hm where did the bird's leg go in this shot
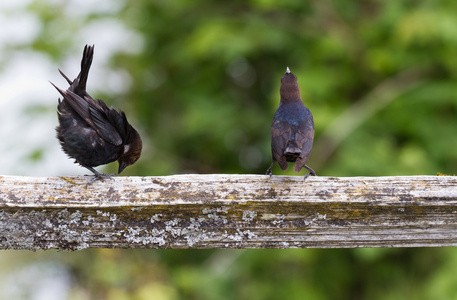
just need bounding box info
[265,162,275,177]
[303,165,316,181]
[83,166,115,186]
[85,166,115,179]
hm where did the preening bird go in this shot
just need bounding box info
[51,45,142,181]
[266,67,316,179]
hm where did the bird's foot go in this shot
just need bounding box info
[266,162,275,178]
[303,173,313,181]
[96,173,116,179]
[303,165,316,181]
[84,172,115,187]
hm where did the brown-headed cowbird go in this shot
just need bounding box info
[266,67,316,179]
[51,45,142,180]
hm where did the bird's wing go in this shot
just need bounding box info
[55,88,94,126]
[88,99,123,146]
[292,116,314,173]
[271,119,292,170]
[296,116,314,160]
[53,82,124,147]
[105,107,129,141]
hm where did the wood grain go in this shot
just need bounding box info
[1,175,456,250]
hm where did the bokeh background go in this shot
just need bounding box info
[1,0,457,299]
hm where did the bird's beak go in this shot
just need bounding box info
[118,162,127,174]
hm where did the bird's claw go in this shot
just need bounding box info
[84,173,115,187]
[303,171,316,181]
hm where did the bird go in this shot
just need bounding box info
[266,67,316,179]
[51,44,142,182]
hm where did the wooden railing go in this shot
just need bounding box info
[1,175,456,250]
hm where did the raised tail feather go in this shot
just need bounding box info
[73,45,94,95]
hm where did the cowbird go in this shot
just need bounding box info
[266,67,316,179]
[51,45,142,180]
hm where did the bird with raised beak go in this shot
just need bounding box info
[266,67,316,179]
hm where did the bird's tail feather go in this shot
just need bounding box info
[285,145,301,155]
[284,139,300,162]
[74,45,94,94]
[284,131,300,155]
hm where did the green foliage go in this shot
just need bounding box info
[101,0,457,177]
[4,248,457,299]
[4,0,457,299]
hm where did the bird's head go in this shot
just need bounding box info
[280,67,301,102]
[117,128,142,174]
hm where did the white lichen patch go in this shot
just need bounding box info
[68,211,82,224]
[304,213,327,226]
[226,232,242,242]
[96,210,111,217]
[242,210,257,222]
[0,211,35,249]
[202,207,230,225]
[243,230,257,239]
[150,214,162,223]
[205,213,228,224]
[57,209,69,219]
[0,209,95,251]
[223,229,257,242]
[182,218,207,247]
[44,218,53,228]
[82,215,95,226]
[123,227,166,246]
[131,214,219,247]
[317,213,327,220]
[202,207,229,214]
[165,218,183,238]
[280,242,290,248]
[272,214,286,225]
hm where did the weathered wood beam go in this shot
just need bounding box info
[1,175,456,250]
